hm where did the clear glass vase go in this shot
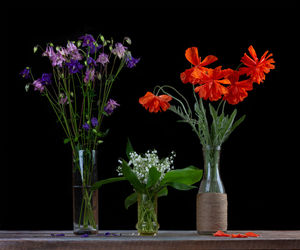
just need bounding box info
[136,193,159,236]
[197,145,227,234]
[199,145,225,193]
[72,149,98,235]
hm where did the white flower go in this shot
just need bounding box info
[116,150,176,185]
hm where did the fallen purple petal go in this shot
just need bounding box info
[81,233,89,238]
[97,232,120,237]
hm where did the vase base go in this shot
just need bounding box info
[73,223,98,235]
[196,193,228,234]
[73,230,98,235]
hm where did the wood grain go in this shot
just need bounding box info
[0,230,299,249]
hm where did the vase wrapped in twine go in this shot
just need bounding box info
[196,193,227,234]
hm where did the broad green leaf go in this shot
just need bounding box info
[162,166,202,185]
[157,187,168,198]
[167,182,197,190]
[146,167,161,189]
[126,138,134,159]
[124,192,137,209]
[91,176,126,191]
[122,160,145,193]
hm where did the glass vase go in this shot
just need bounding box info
[196,145,227,234]
[72,149,98,235]
[136,193,159,236]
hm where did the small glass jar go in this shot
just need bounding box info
[136,193,159,236]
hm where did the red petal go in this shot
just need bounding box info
[248,45,258,62]
[231,233,248,238]
[213,230,231,237]
[185,47,200,65]
[200,55,218,66]
[244,232,260,237]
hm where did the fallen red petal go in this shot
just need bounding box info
[231,233,248,238]
[244,232,260,237]
[213,230,231,237]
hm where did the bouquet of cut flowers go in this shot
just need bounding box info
[20,33,139,234]
[139,45,275,148]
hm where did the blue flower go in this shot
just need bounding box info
[41,73,52,85]
[87,57,97,66]
[20,67,30,79]
[83,123,90,131]
[91,117,98,127]
[66,60,84,74]
[79,34,95,47]
[126,56,140,68]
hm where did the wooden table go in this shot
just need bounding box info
[0,230,299,249]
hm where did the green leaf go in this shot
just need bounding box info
[121,160,145,193]
[223,114,246,142]
[91,176,126,191]
[64,138,70,144]
[157,187,168,197]
[146,167,161,189]
[230,114,246,133]
[124,192,137,209]
[161,166,202,185]
[126,138,134,159]
[167,182,197,190]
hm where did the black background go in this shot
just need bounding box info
[4,7,300,231]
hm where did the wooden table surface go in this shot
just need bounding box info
[0,230,299,250]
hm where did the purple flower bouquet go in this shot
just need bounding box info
[21,33,139,234]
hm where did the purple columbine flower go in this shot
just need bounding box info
[32,79,45,93]
[84,67,95,83]
[43,46,65,67]
[104,99,120,115]
[20,67,30,79]
[96,53,109,66]
[67,41,82,61]
[89,44,102,54]
[87,57,97,66]
[126,56,140,68]
[78,34,101,54]
[59,94,68,105]
[66,60,84,74]
[41,73,52,85]
[83,123,90,131]
[79,34,96,47]
[112,43,127,59]
[91,117,98,127]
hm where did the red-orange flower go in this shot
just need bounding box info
[180,47,218,84]
[239,45,275,84]
[139,92,172,113]
[193,66,233,101]
[223,71,253,105]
